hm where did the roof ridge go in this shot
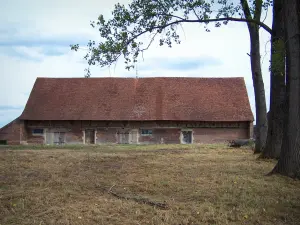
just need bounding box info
[36,77,245,79]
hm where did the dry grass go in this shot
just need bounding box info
[0,144,300,225]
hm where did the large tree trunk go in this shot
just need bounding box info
[261,0,285,159]
[249,27,268,154]
[271,0,300,178]
[241,0,268,154]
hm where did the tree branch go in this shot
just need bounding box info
[240,0,253,20]
[254,0,263,22]
[88,12,272,68]
[193,17,272,33]
[107,185,169,210]
[127,17,272,46]
[262,5,269,24]
[240,0,255,31]
[192,8,202,21]
[141,31,159,52]
[156,13,185,20]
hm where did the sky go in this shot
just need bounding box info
[0,0,272,128]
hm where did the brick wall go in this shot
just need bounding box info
[193,127,249,144]
[96,128,118,144]
[0,118,27,145]
[95,128,181,144]
[27,135,44,144]
[3,120,252,145]
[65,122,84,144]
[65,130,83,144]
[26,127,44,144]
[139,129,181,144]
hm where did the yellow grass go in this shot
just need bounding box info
[0,144,300,225]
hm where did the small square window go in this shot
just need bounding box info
[32,129,44,135]
[0,140,7,145]
[141,129,152,136]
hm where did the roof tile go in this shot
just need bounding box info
[20,77,254,121]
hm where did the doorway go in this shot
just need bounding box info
[130,129,139,144]
[117,131,129,144]
[181,130,192,144]
[85,129,95,144]
[53,132,65,145]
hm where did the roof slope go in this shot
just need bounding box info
[20,77,254,121]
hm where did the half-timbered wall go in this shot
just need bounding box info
[17,120,252,145]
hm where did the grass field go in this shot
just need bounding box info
[1,144,300,225]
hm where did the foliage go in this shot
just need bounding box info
[70,0,272,75]
[270,39,285,75]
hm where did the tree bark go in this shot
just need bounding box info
[271,0,300,178]
[261,0,285,159]
[250,28,268,154]
[241,0,268,154]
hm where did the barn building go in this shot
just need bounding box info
[0,77,254,145]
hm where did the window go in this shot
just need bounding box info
[141,129,152,136]
[32,129,44,135]
[0,140,7,145]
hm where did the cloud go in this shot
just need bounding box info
[1,47,43,62]
[0,106,24,110]
[0,28,89,47]
[42,48,67,57]
[0,45,75,63]
[0,0,272,127]
[139,56,222,71]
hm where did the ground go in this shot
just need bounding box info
[0,144,300,225]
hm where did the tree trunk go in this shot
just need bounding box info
[241,0,268,154]
[261,0,285,159]
[271,0,300,178]
[248,27,268,154]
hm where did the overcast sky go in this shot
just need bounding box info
[0,0,272,127]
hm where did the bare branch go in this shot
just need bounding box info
[262,39,271,65]
[126,17,272,47]
[262,6,269,24]
[108,184,116,193]
[141,31,159,52]
[192,8,202,21]
[107,185,169,209]
[156,13,185,20]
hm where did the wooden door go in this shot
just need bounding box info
[46,131,52,145]
[54,132,65,145]
[118,131,129,144]
[130,129,138,144]
[85,129,95,144]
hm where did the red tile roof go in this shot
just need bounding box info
[20,77,254,121]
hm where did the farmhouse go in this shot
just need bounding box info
[0,77,253,145]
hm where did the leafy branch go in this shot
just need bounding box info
[70,0,273,74]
